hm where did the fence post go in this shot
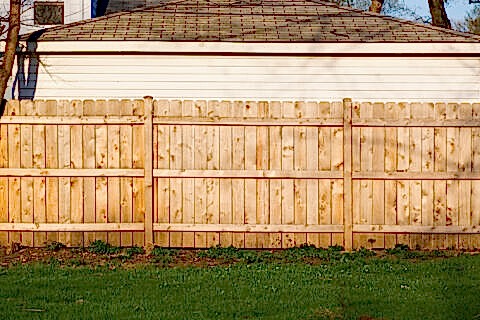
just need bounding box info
[143,96,154,246]
[343,98,353,251]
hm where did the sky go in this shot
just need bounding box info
[403,0,476,22]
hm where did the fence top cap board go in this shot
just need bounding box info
[20,0,480,43]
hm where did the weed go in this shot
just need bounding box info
[197,245,241,260]
[88,240,121,255]
[126,246,145,257]
[352,247,376,258]
[46,241,66,252]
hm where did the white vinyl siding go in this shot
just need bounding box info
[13,55,480,102]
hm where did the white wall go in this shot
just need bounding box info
[11,54,480,102]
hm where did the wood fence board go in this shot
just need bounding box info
[256,101,269,248]
[232,101,245,248]
[0,123,8,246]
[33,122,47,247]
[132,100,145,246]
[268,101,282,248]
[194,101,208,247]
[218,101,233,247]
[181,100,194,248]
[434,103,447,249]
[107,100,121,246]
[281,102,295,248]
[305,102,320,247]
[372,103,385,249]
[120,100,134,247]
[169,100,183,247]
[458,103,472,249]
[446,103,460,249]
[472,103,480,249]
[20,100,34,246]
[244,101,257,248]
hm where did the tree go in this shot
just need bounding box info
[0,0,21,100]
[369,0,385,13]
[456,5,480,34]
[428,0,451,28]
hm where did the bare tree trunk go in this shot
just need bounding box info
[0,0,21,100]
[428,0,451,29]
[369,0,384,13]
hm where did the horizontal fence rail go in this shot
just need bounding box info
[0,99,479,250]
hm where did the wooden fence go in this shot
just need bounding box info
[0,98,479,250]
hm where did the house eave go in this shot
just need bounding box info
[9,41,480,55]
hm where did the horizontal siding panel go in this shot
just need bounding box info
[14,55,480,101]
[32,80,479,92]
[37,56,480,69]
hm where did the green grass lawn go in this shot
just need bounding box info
[0,251,479,320]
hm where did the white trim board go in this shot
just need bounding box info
[11,41,480,55]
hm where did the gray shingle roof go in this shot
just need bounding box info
[25,0,480,42]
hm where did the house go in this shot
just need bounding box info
[0,0,166,35]
[8,0,480,102]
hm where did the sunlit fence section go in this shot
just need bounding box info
[0,98,479,249]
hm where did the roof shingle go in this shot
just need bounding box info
[26,0,480,42]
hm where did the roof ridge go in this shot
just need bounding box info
[309,0,480,40]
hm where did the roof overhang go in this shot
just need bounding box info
[4,41,480,55]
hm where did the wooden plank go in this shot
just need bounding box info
[343,98,353,251]
[330,102,344,247]
[94,101,108,244]
[169,100,183,247]
[434,103,447,249]
[446,103,459,249]
[294,121,307,246]
[143,97,154,246]
[268,101,282,248]
[45,100,59,245]
[353,225,480,234]
[409,103,423,250]
[206,101,221,247]
[181,100,194,247]
[352,172,480,180]
[353,119,480,127]
[218,101,233,247]
[0,223,144,232]
[119,100,134,247]
[0,115,144,125]
[70,100,84,247]
[0,123,8,246]
[32,101,47,247]
[317,102,331,248]
[472,103,480,249]
[153,118,343,127]
[421,103,435,249]
[384,102,397,248]
[371,103,385,249]
[396,103,410,246]
[351,102,361,250]
[305,102,319,247]
[244,101,258,248]
[152,169,343,179]
[359,102,374,249]
[458,103,472,249]
[231,101,245,248]
[106,100,121,247]
[281,101,295,248]
[153,224,344,233]
[194,101,208,247]
[154,100,169,246]
[132,100,145,246]
[256,101,269,248]
[20,100,34,246]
